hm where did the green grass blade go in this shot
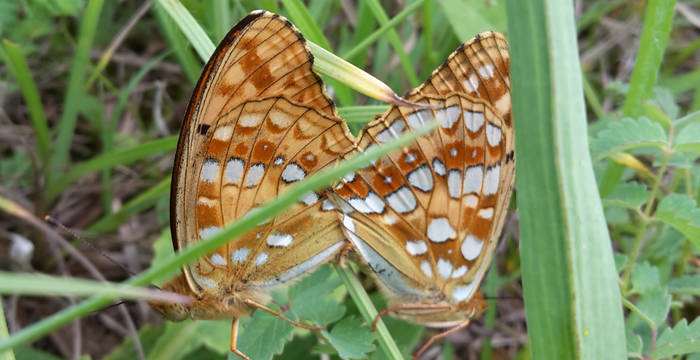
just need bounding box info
[152,2,201,84]
[88,178,171,233]
[0,298,13,360]
[364,0,419,87]
[0,272,188,303]
[341,0,426,61]
[46,136,177,200]
[155,0,215,61]
[0,119,438,352]
[48,0,104,180]
[1,41,50,165]
[280,0,331,49]
[621,0,676,118]
[506,0,626,358]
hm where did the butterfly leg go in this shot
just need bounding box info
[413,319,470,360]
[243,298,325,331]
[372,303,452,331]
[230,318,251,360]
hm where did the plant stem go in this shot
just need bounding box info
[621,148,671,291]
[332,264,402,360]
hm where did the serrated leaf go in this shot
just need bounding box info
[636,288,671,327]
[651,318,700,359]
[288,264,345,325]
[655,194,700,248]
[626,331,643,356]
[669,275,700,296]
[604,182,650,209]
[322,316,375,359]
[232,311,294,360]
[288,264,342,301]
[631,262,661,295]
[590,117,667,160]
[292,296,345,326]
[673,122,700,154]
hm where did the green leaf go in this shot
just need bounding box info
[626,331,643,357]
[655,194,700,247]
[636,288,671,327]
[668,275,700,296]
[673,122,700,154]
[441,0,506,40]
[233,312,294,360]
[613,253,628,273]
[651,318,700,359]
[604,182,650,209]
[630,262,661,295]
[323,317,375,359]
[506,0,626,358]
[147,320,229,360]
[590,117,667,160]
[288,265,345,325]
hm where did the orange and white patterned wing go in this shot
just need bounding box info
[171,11,353,299]
[332,33,513,316]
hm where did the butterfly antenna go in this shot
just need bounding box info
[44,215,136,277]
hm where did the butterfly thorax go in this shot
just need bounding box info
[150,273,261,321]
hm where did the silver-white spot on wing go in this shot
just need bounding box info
[464,110,485,133]
[282,162,305,183]
[448,169,462,199]
[405,240,428,256]
[406,109,432,129]
[463,165,484,194]
[437,106,460,129]
[461,234,484,261]
[453,282,476,302]
[483,164,501,196]
[224,157,245,184]
[267,233,293,247]
[200,158,219,183]
[452,265,468,278]
[432,158,446,176]
[427,217,456,243]
[486,123,502,147]
[437,258,453,279]
[246,163,265,187]
[231,248,249,263]
[421,260,433,278]
[385,186,417,214]
[375,120,406,143]
[210,253,226,266]
[198,226,220,239]
[254,252,268,266]
[407,164,434,192]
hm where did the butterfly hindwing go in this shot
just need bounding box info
[169,11,352,310]
[332,33,513,323]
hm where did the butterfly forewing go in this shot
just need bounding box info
[167,11,352,317]
[332,32,513,324]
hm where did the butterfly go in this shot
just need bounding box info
[328,32,513,357]
[149,10,355,359]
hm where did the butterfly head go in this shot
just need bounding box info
[149,272,255,321]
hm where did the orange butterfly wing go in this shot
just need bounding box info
[161,11,353,320]
[331,32,513,325]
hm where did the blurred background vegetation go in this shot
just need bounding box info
[0,0,698,359]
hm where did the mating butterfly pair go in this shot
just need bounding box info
[150,10,513,359]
